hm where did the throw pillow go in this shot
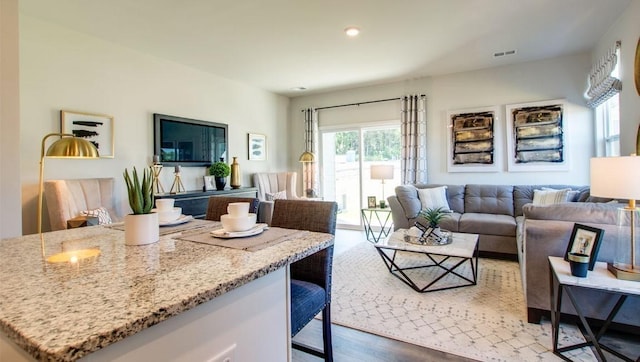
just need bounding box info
[265,190,287,201]
[532,188,570,205]
[80,206,112,225]
[417,186,452,212]
[542,187,579,202]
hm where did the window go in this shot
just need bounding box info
[598,94,620,156]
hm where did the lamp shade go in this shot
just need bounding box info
[370,165,394,180]
[590,156,640,200]
[299,151,315,163]
[45,137,99,158]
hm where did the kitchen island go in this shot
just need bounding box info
[0,220,334,361]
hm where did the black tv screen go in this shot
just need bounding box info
[153,113,228,167]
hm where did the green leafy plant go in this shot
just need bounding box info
[123,166,154,214]
[419,207,447,228]
[209,161,230,177]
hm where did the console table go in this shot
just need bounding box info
[549,256,640,361]
[156,187,257,218]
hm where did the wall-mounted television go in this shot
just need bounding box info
[153,113,228,167]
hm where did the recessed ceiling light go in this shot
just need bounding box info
[344,27,360,37]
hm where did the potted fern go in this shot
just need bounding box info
[209,159,231,190]
[419,207,447,228]
[123,166,159,245]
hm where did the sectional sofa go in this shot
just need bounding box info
[388,183,640,329]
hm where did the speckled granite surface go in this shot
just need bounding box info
[0,220,333,361]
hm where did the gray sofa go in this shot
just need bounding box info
[388,183,588,256]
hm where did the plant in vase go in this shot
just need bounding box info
[123,166,159,245]
[418,207,449,239]
[209,160,231,191]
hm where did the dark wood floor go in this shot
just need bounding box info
[291,228,640,362]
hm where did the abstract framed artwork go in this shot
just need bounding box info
[505,99,567,172]
[248,133,266,161]
[60,110,114,158]
[446,106,500,172]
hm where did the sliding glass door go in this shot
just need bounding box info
[321,124,401,229]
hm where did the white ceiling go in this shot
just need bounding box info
[19,0,631,97]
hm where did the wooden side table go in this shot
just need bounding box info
[548,256,640,361]
[361,208,393,243]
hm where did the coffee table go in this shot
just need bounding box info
[375,228,479,293]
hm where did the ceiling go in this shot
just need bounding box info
[19,0,631,97]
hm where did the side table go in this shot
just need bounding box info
[549,256,640,361]
[361,208,393,243]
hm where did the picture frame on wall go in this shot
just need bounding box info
[446,106,500,173]
[564,223,604,271]
[505,99,567,172]
[60,110,114,158]
[248,133,267,161]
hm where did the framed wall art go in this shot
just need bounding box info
[248,133,267,161]
[60,110,114,158]
[505,99,567,172]
[564,223,603,271]
[446,106,500,172]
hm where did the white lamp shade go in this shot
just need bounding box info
[590,156,640,200]
[370,165,394,180]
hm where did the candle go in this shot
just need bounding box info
[174,165,180,173]
[153,155,160,163]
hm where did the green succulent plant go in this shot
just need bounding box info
[419,207,447,228]
[209,161,231,177]
[123,166,154,214]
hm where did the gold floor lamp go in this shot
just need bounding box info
[38,133,100,263]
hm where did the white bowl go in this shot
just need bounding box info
[227,202,250,217]
[220,213,257,232]
[154,207,182,223]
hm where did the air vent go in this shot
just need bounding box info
[493,49,517,58]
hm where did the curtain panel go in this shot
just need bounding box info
[400,95,427,184]
[302,108,319,196]
[585,41,621,108]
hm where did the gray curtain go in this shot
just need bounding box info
[303,108,319,195]
[400,95,427,184]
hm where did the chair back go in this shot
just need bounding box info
[253,172,300,201]
[205,197,260,221]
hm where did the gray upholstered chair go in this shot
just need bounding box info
[270,199,338,361]
[44,178,122,231]
[204,196,260,221]
[252,172,301,225]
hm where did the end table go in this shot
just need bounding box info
[361,208,393,243]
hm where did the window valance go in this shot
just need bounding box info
[585,41,621,108]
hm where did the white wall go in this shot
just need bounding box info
[592,0,640,156]
[20,15,289,235]
[0,0,22,238]
[289,52,593,188]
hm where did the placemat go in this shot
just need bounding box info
[178,227,308,251]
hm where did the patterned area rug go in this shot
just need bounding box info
[330,242,597,361]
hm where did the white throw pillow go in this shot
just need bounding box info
[80,206,112,225]
[265,190,287,201]
[541,187,579,202]
[532,188,570,205]
[417,186,452,212]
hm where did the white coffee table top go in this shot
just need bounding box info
[549,256,640,295]
[377,227,479,258]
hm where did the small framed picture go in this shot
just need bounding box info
[564,223,604,270]
[248,133,267,161]
[367,196,377,208]
[203,176,215,191]
[61,110,114,158]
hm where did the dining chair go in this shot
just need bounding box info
[204,197,260,221]
[270,199,338,362]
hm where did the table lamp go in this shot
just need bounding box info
[370,165,394,208]
[590,156,640,281]
[38,133,100,263]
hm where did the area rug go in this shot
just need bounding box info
[330,242,597,361]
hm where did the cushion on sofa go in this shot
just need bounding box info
[464,184,514,216]
[417,186,452,212]
[532,188,571,205]
[459,213,516,236]
[513,185,589,217]
[394,185,422,218]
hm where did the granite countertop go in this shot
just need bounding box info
[0,220,334,361]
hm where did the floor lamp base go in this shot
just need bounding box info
[607,262,640,281]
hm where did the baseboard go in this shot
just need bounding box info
[479,251,518,261]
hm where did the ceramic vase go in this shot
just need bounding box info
[124,213,159,246]
[215,177,226,191]
[230,157,241,189]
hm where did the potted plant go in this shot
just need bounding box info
[418,207,449,236]
[123,166,159,245]
[209,160,231,191]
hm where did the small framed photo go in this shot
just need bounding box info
[248,133,267,161]
[564,223,604,270]
[60,110,114,158]
[203,176,215,191]
[367,196,377,208]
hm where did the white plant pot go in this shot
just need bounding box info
[124,213,159,246]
